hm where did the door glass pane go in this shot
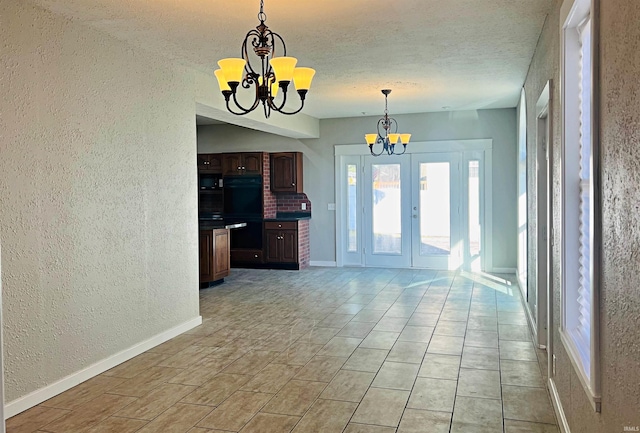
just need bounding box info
[347,164,358,252]
[469,161,481,256]
[419,162,450,255]
[372,164,401,254]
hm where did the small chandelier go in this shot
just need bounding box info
[365,89,411,156]
[213,0,316,118]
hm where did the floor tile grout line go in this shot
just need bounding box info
[389,269,452,433]
[446,271,470,433]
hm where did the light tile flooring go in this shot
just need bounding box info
[8,268,559,433]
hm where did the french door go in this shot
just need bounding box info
[410,153,463,269]
[339,148,487,271]
[363,155,412,267]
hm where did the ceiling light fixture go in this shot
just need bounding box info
[365,89,411,156]
[213,0,315,118]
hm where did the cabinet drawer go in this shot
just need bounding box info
[231,249,263,263]
[264,221,297,230]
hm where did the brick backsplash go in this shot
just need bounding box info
[276,193,311,213]
[263,153,277,219]
[297,219,310,269]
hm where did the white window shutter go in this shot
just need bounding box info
[575,18,592,374]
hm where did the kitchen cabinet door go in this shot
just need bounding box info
[213,229,230,281]
[242,152,263,175]
[200,229,230,283]
[270,152,303,192]
[198,154,223,173]
[264,230,282,262]
[281,230,298,262]
[222,153,243,176]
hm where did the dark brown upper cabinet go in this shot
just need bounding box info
[222,152,263,176]
[197,153,223,173]
[270,152,303,193]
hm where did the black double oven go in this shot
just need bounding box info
[200,175,263,251]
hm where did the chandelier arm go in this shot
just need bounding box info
[224,99,255,116]
[269,31,288,58]
[369,137,390,156]
[274,92,306,115]
[393,144,408,155]
[225,95,264,116]
[369,144,386,157]
[226,88,262,115]
[270,86,290,111]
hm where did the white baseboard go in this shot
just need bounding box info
[4,316,202,419]
[309,261,337,267]
[490,267,517,274]
[548,377,571,433]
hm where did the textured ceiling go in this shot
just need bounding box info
[29,0,553,119]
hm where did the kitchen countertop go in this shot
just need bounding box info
[264,212,312,221]
[199,221,247,230]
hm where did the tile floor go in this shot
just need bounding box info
[8,267,559,433]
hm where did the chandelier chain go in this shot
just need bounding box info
[258,0,266,22]
[384,93,389,116]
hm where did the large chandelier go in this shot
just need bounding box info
[366,89,411,156]
[213,0,316,118]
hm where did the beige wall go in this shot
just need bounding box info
[524,0,640,430]
[0,0,200,403]
[198,108,518,269]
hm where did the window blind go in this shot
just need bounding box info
[576,18,592,374]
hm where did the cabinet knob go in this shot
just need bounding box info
[254,254,258,258]
[237,166,241,170]
[242,166,246,170]
[292,183,295,186]
[278,224,282,228]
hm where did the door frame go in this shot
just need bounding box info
[335,139,493,271]
[528,80,552,350]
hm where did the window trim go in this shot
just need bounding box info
[559,0,601,412]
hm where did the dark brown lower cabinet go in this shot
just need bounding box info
[230,248,263,265]
[264,221,299,265]
[199,228,230,283]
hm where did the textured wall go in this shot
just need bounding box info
[522,1,562,350]
[198,108,518,269]
[598,0,640,429]
[524,0,640,431]
[0,0,200,402]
